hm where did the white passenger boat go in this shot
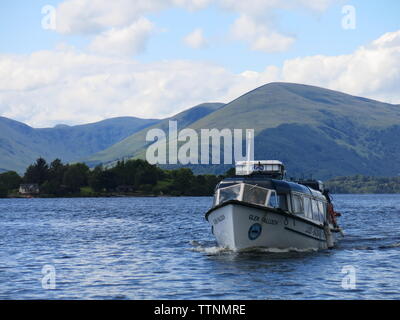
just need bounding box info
[205,160,343,251]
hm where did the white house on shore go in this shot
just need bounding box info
[19,184,40,195]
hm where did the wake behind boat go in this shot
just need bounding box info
[205,160,343,251]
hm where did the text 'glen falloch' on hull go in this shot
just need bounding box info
[205,160,344,252]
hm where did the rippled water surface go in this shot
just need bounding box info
[1,195,399,299]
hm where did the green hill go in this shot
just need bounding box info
[0,116,159,173]
[84,102,225,166]
[84,82,400,179]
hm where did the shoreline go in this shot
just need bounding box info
[1,193,212,199]
[2,193,400,199]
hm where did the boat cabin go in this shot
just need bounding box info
[213,161,328,225]
[235,160,285,179]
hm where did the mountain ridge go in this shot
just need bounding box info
[0,116,160,172]
[84,82,400,179]
[83,102,225,166]
[1,82,400,179]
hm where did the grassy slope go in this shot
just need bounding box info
[191,82,400,131]
[84,102,225,165]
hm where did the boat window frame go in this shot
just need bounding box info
[277,193,289,211]
[267,190,279,208]
[242,183,272,207]
[291,192,327,224]
[214,183,278,208]
[311,199,319,221]
[291,192,304,215]
[317,200,325,223]
[215,183,243,205]
[309,197,327,224]
[303,195,313,219]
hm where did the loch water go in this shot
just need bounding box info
[0,194,399,299]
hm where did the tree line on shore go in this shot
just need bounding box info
[1,159,400,197]
[0,158,227,197]
[325,175,400,194]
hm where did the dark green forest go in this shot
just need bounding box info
[0,158,225,198]
[1,158,400,197]
[325,175,400,194]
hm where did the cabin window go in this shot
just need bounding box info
[318,201,325,222]
[218,184,241,205]
[303,197,312,219]
[311,200,319,221]
[268,191,278,208]
[292,194,303,214]
[242,184,269,206]
[265,164,281,172]
[278,194,288,211]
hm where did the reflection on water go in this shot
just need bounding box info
[0,195,399,299]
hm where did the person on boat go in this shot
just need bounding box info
[323,189,341,227]
[323,189,332,204]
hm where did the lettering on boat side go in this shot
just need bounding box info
[249,215,260,222]
[261,216,278,225]
[249,214,278,225]
[305,225,324,240]
[213,214,225,225]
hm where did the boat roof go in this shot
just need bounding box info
[236,160,283,165]
[219,175,323,197]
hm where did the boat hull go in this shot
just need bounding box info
[206,201,341,251]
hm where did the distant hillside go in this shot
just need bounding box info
[84,102,225,166]
[0,116,159,173]
[326,175,400,194]
[84,82,400,179]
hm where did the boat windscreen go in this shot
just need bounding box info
[242,184,269,206]
[215,183,279,209]
[218,184,241,204]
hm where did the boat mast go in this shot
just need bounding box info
[246,130,252,175]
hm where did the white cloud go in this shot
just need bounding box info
[56,0,166,34]
[371,30,400,49]
[1,30,399,128]
[54,0,339,54]
[184,28,208,49]
[294,0,338,12]
[218,0,337,14]
[88,18,155,56]
[55,0,213,34]
[0,50,244,127]
[220,0,338,52]
[172,0,212,10]
[280,30,400,103]
[231,15,295,52]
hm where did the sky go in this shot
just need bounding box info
[0,0,399,127]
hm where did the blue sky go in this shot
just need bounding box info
[0,0,400,127]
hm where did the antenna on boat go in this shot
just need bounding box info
[246,130,253,175]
